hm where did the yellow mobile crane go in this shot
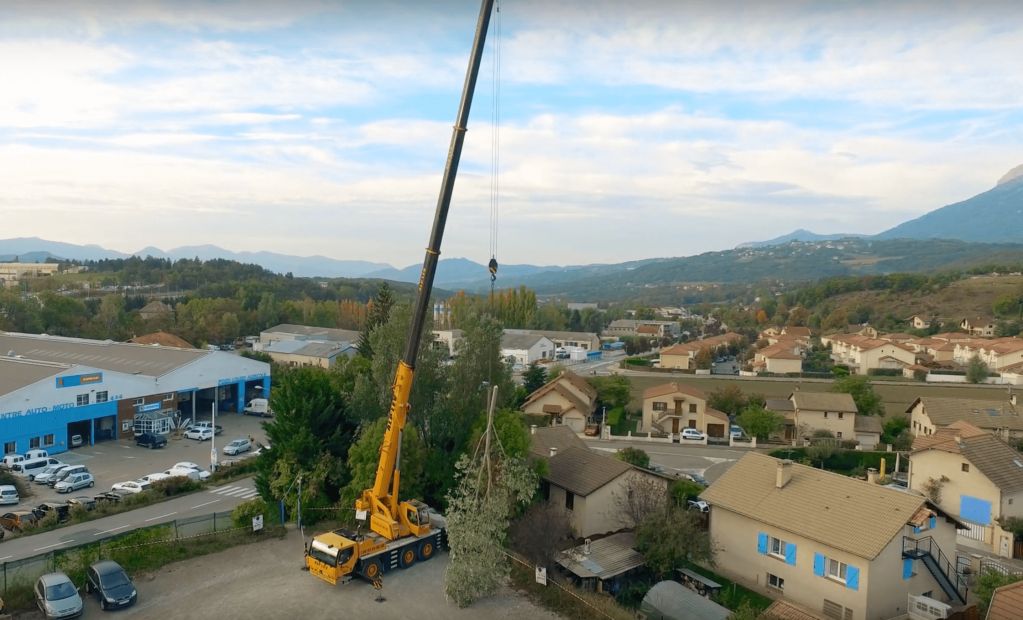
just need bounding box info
[305,0,496,586]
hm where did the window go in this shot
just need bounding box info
[565,492,574,511]
[839,412,844,419]
[824,412,828,419]
[43,434,54,447]
[836,432,843,439]
[689,404,697,413]
[30,437,40,449]
[767,573,784,590]
[164,393,173,401]
[134,398,144,406]
[962,463,970,472]
[653,402,667,412]
[76,393,89,406]
[769,537,786,558]
[3,442,14,455]
[827,558,848,582]
[95,391,108,403]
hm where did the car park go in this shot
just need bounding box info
[33,464,70,486]
[0,485,19,506]
[85,560,137,610]
[1,510,40,531]
[111,480,148,494]
[223,438,251,456]
[35,572,84,619]
[184,428,214,441]
[135,432,168,449]
[680,428,706,441]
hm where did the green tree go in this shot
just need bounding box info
[806,437,839,468]
[694,347,713,370]
[707,384,748,417]
[339,416,427,512]
[967,354,990,384]
[616,447,650,469]
[832,375,883,416]
[521,363,548,396]
[669,479,706,505]
[358,282,395,359]
[975,570,1023,614]
[636,507,714,578]
[737,405,784,440]
[589,374,632,410]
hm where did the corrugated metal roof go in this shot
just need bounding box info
[700,452,925,560]
[640,580,730,620]
[557,532,644,580]
[0,357,67,394]
[261,324,360,343]
[0,331,205,378]
[501,332,548,350]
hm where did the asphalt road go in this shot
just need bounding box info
[0,477,258,563]
[584,438,752,482]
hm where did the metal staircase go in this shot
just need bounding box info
[902,537,967,604]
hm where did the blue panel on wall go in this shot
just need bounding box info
[757,532,768,555]
[903,558,914,580]
[960,495,992,525]
[846,565,860,591]
[813,553,825,577]
[785,543,797,566]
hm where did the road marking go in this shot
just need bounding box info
[34,541,70,551]
[191,499,221,509]
[0,555,12,561]
[94,524,133,536]
[145,512,177,522]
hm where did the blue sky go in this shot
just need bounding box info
[2,0,1021,267]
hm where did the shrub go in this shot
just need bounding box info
[232,497,273,529]
[0,471,33,500]
[840,440,860,450]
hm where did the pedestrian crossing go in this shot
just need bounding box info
[209,485,260,500]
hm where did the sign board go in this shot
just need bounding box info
[252,514,264,532]
[56,372,103,388]
[138,402,162,413]
[355,509,368,522]
[535,566,547,586]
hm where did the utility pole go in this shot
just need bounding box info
[210,399,218,473]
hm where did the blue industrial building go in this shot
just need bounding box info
[0,331,271,457]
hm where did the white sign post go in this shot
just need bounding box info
[252,514,264,532]
[535,566,547,586]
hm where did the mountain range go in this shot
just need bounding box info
[2,164,1021,295]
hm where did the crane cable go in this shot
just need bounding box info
[487,0,501,293]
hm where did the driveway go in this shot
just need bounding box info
[13,528,562,620]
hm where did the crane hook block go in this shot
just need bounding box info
[488,257,498,282]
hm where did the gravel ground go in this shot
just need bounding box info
[12,528,563,619]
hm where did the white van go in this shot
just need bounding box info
[24,449,48,460]
[13,457,62,480]
[243,398,272,417]
[1,454,24,470]
[0,485,18,505]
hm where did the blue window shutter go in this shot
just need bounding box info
[757,532,768,555]
[847,565,860,591]
[929,516,937,529]
[913,526,921,534]
[903,558,913,580]
[785,543,797,566]
[813,553,826,577]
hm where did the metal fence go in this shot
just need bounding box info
[0,510,242,595]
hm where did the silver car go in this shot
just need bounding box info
[33,464,69,486]
[222,438,251,455]
[35,572,83,619]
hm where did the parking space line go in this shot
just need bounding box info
[94,524,133,536]
[145,512,177,522]
[34,541,69,552]
[191,499,221,509]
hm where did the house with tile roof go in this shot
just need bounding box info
[961,317,998,337]
[986,580,1023,620]
[701,453,966,620]
[138,300,173,322]
[659,332,743,371]
[788,392,859,443]
[909,421,1023,558]
[538,445,669,537]
[640,382,729,438]
[128,331,194,349]
[521,370,597,433]
[820,333,916,375]
[952,337,1023,372]
[754,341,804,374]
[527,424,587,459]
[907,395,1023,442]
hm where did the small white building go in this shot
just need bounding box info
[501,332,554,367]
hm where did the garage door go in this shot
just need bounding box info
[706,424,725,438]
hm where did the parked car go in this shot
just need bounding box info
[172,461,202,471]
[185,421,223,435]
[49,465,89,488]
[67,496,96,511]
[24,449,49,460]
[682,472,709,486]
[184,428,214,441]
[55,472,95,494]
[138,472,171,485]
[680,428,707,441]
[135,432,168,449]
[222,438,251,456]
[32,502,71,523]
[729,425,746,439]
[687,499,710,513]
[13,457,63,481]
[0,510,40,531]
[165,467,209,481]
[34,572,84,619]
[85,560,137,610]
[110,481,148,495]
[0,485,19,506]
[94,492,123,505]
[70,434,84,448]
[243,398,273,417]
[33,464,70,486]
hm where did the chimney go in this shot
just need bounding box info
[530,425,537,435]
[583,538,591,555]
[776,460,793,489]
[550,447,558,458]
[867,468,878,484]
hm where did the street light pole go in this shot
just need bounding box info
[210,399,218,473]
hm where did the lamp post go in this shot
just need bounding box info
[210,399,218,473]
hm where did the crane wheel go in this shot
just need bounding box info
[417,540,435,561]
[361,559,383,580]
[399,547,416,569]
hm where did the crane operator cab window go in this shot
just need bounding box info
[309,540,351,567]
[407,504,429,527]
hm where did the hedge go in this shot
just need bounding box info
[768,448,893,474]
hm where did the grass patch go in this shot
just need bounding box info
[509,561,635,620]
[681,562,774,613]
